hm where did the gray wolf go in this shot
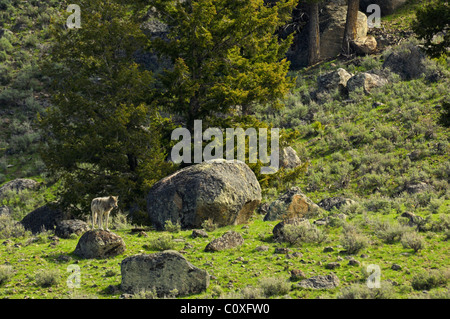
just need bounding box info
[91,196,118,231]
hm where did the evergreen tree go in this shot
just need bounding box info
[151,0,297,131]
[412,0,450,58]
[39,0,175,216]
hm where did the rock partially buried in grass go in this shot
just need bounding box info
[204,231,244,252]
[296,273,340,289]
[120,250,209,297]
[74,230,126,259]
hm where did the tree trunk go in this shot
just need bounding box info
[308,2,320,66]
[343,0,360,55]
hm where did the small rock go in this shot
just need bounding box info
[348,258,361,266]
[192,229,208,238]
[290,269,307,281]
[323,246,334,253]
[325,262,341,270]
[391,263,402,271]
[255,245,269,252]
[274,247,292,254]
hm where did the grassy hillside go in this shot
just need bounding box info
[0,0,449,299]
[0,0,65,183]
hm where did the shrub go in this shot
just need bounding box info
[0,265,14,286]
[146,235,176,251]
[164,219,181,233]
[337,282,395,299]
[281,223,328,246]
[375,220,409,244]
[201,218,217,232]
[431,214,450,232]
[258,276,291,297]
[35,269,61,287]
[111,211,130,230]
[411,269,449,291]
[401,231,425,253]
[340,224,369,255]
[0,214,29,239]
[0,37,13,53]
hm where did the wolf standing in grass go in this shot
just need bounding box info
[91,196,118,231]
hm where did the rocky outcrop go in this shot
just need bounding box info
[320,5,368,60]
[74,230,126,259]
[120,251,209,296]
[264,187,321,221]
[146,159,261,230]
[287,2,368,68]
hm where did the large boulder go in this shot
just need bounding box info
[74,230,126,259]
[204,231,244,252]
[146,159,261,230]
[0,178,40,197]
[347,72,388,94]
[120,251,209,296]
[382,44,427,80]
[360,0,407,16]
[264,187,321,221]
[20,203,66,234]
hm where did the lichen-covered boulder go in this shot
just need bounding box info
[146,159,261,230]
[120,251,209,296]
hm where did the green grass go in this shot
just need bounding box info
[0,210,448,299]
